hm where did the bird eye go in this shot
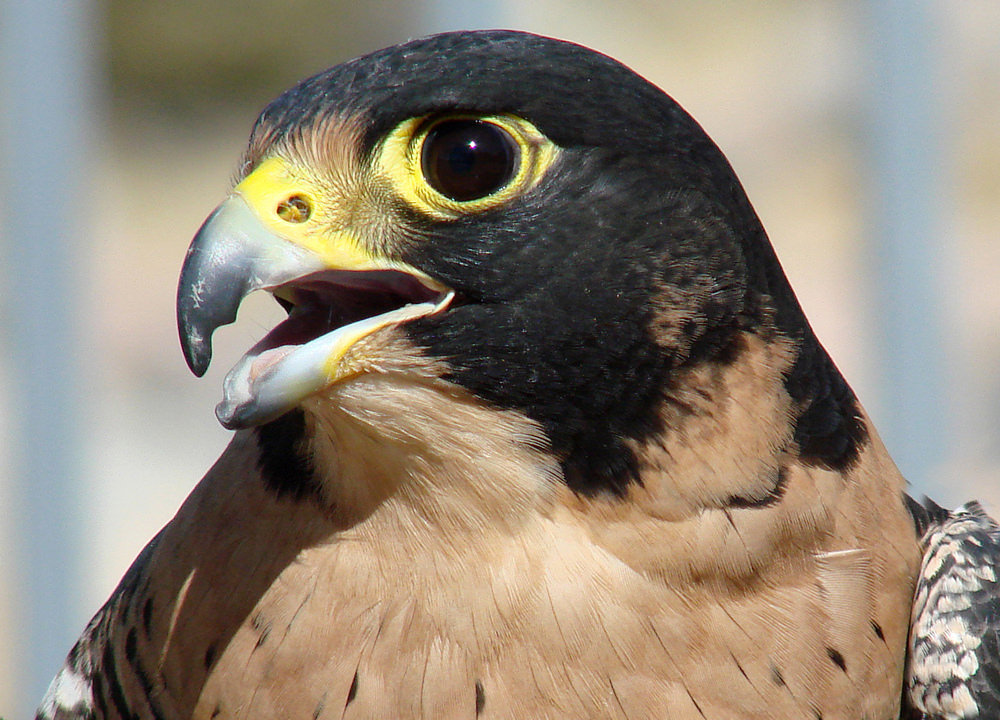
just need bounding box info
[379,113,555,219]
[420,119,520,202]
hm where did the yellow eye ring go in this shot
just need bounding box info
[376,113,559,220]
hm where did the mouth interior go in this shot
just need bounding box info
[216,268,454,429]
[259,269,446,353]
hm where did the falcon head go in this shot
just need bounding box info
[177,30,863,503]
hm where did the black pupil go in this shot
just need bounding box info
[421,119,519,202]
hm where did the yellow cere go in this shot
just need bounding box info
[234,156,387,272]
[377,113,559,221]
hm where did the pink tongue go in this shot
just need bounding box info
[244,312,319,383]
[249,346,295,382]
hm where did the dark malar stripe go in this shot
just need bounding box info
[256,409,323,502]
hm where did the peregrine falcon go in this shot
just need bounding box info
[36,30,1000,720]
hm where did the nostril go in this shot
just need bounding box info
[276,195,312,223]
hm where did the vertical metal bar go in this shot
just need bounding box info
[863,0,947,497]
[0,0,96,714]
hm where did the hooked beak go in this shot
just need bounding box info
[177,194,324,377]
[177,158,453,429]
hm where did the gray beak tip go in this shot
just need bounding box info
[177,282,219,377]
[182,336,212,378]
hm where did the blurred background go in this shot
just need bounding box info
[1,0,997,715]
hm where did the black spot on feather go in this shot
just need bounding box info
[204,642,217,670]
[312,692,326,719]
[771,664,786,687]
[826,647,847,673]
[124,628,138,663]
[142,597,154,638]
[347,671,359,706]
[724,466,788,508]
[475,680,485,715]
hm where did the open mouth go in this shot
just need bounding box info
[255,269,449,376]
[217,269,454,428]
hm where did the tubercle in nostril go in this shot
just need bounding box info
[276,195,312,223]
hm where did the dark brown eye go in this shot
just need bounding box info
[421,119,520,202]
